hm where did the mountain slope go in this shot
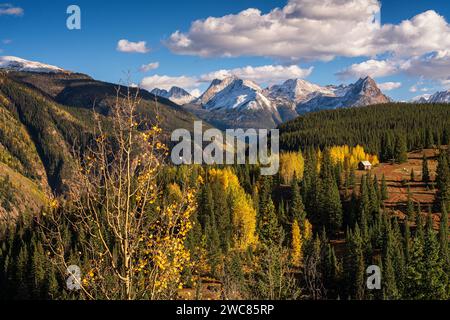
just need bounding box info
[0,57,209,219]
[7,71,203,134]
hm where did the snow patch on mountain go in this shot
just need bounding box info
[0,56,67,73]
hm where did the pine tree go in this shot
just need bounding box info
[436,151,450,208]
[404,221,411,263]
[406,187,415,222]
[358,175,369,237]
[439,204,449,266]
[321,175,343,237]
[290,178,306,227]
[422,155,430,186]
[320,230,340,299]
[423,212,448,299]
[383,228,400,300]
[259,197,283,246]
[344,225,365,300]
[394,133,408,164]
[404,215,426,299]
[381,174,389,201]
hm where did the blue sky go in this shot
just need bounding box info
[1,0,450,100]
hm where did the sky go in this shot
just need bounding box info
[1,0,450,101]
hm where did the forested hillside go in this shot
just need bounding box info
[279,103,450,156]
[0,71,205,218]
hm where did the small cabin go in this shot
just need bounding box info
[358,161,372,171]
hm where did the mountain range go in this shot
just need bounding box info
[413,90,450,104]
[176,75,391,129]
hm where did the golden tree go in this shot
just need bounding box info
[291,218,312,268]
[41,87,196,300]
[279,151,304,185]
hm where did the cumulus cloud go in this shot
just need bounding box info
[336,59,398,79]
[0,4,23,16]
[166,0,381,61]
[376,10,450,58]
[199,65,313,84]
[117,39,150,53]
[140,75,198,91]
[165,0,450,86]
[378,82,402,91]
[139,62,159,72]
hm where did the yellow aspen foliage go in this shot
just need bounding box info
[167,183,183,203]
[291,219,302,267]
[304,219,313,241]
[208,168,257,249]
[291,218,313,267]
[329,145,379,170]
[279,151,305,185]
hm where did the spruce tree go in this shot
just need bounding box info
[436,151,450,208]
[406,187,415,222]
[259,198,283,246]
[422,155,430,186]
[404,215,426,299]
[423,212,448,299]
[439,204,449,266]
[394,133,408,164]
[290,178,306,229]
[383,229,400,300]
[381,174,389,201]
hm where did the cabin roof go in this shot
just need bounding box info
[360,161,372,166]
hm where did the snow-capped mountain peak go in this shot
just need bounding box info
[151,86,196,105]
[200,77,272,111]
[0,56,68,73]
[196,76,239,105]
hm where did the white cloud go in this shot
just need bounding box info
[376,11,450,58]
[140,62,159,72]
[337,59,398,79]
[166,0,381,61]
[378,82,401,91]
[190,89,201,97]
[0,4,23,16]
[199,64,312,84]
[165,0,450,84]
[117,39,150,53]
[140,75,198,91]
[2,39,12,44]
